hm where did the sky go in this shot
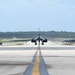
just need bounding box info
[0,0,75,32]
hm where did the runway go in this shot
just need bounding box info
[0,45,75,75]
[24,46,48,75]
[1,46,75,50]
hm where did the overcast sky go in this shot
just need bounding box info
[0,0,75,32]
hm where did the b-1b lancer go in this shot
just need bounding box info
[31,34,47,45]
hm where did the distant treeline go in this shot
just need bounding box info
[0,31,75,38]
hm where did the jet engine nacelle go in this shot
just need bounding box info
[0,42,2,45]
[42,42,44,45]
[31,39,36,42]
[35,42,37,45]
[42,38,47,42]
[31,39,37,45]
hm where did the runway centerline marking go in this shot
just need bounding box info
[23,47,48,75]
[31,49,40,75]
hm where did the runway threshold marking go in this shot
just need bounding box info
[24,47,48,75]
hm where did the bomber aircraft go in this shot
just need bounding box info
[31,34,47,45]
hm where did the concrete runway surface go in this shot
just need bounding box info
[0,42,75,75]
